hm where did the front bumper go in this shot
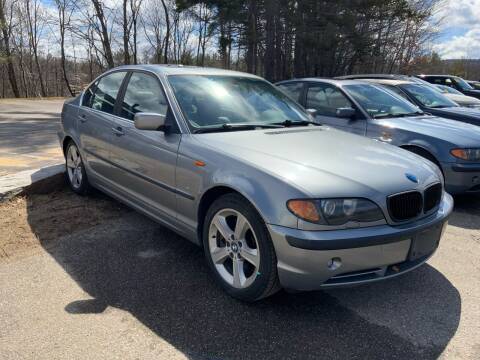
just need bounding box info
[268,193,453,291]
[443,162,480,194]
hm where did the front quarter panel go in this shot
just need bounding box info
[175,135,306,233]
[367,118,455,162]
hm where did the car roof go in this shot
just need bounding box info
[336,74,411,80]
[359,78,413,86]
[276,78,368,86]
[418,74,457,78]
[109,64,263,79]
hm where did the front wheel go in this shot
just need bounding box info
[203,193,280,302]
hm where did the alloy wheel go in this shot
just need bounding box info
[66,144,83,189]
[208,209,261,289]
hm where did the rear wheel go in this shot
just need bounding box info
[65,141,90,195]
[203,193,280,301]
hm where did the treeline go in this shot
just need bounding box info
[0,0,440,99]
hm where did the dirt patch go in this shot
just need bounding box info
[0,186,129,261]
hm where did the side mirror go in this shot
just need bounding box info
[134,113,166,131]
[336,107,356,119]
[306,108,318,118]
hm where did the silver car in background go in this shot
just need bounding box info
[277,78,480,194]
[59,65,452,301]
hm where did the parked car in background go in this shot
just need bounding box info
[357,78,480,126]
[339,74,480,108]
[276,78,480,194]
[338,74,436,88]
[435,84,480,108]
[467,80,480,91]
[59,65,453,301]
[417,75,480,100]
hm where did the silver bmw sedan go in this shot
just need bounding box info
[58,65,453,301]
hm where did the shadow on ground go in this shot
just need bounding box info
[449,194,480,230]
[25,185,461,360]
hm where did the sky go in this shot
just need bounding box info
[432,0,480,59]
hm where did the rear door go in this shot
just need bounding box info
[108,71,181,222]
[305,82,366,135]
[78,71,127,179]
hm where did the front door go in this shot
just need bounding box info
[109,71,181,222]
[305,82,366,135]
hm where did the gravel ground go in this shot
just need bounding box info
[0,187,479,359]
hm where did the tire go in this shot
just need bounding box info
[65,141,90,195]
[203,193,280,302]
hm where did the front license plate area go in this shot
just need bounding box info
[408,224,443,261]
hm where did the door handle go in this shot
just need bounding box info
[112,126,125,136]
[79,114,87,123]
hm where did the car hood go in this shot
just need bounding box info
[375,114,480,147]
[444,93,480,106]
[195,126,440,198]
[431,106,480,123]
[464,89,480,98]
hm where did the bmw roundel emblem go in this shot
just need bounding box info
[405,173,419,183]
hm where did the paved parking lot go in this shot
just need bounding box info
[0,186,479,360]
[0,99,64,176]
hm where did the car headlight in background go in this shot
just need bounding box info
[287,198,384,226]
[451,148,480,161]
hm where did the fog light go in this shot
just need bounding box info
[328,257,342,271]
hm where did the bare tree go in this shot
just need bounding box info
[54,0,75,96]
[90,0,114,68]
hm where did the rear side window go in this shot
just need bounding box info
[120,72,168,120]
[82,72,126,114]
[306,84,352,116]
[277,82,304,102]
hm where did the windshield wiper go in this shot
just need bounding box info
[193,122,284,134]
[274,119,321,127]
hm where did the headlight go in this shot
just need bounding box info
[450,148,480,161]
[287,198,384,226]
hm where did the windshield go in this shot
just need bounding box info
[344,84,421,118]
[168,75,309,131]
[453,77,474,91]
[401,84,458,108]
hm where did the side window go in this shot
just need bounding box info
[277,82,304,102]
[120,72,168,120]
[306,84,352,117]
[83,72,126,115]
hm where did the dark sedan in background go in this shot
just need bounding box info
[418,74,480,100]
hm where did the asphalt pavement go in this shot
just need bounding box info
[0,188,479,360]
